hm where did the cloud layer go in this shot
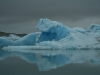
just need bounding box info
[0,0,100,33]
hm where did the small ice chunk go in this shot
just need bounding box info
[87,24,100,32]
[0,32,40,48]
[73,27,86,34]
[9,34,21,41]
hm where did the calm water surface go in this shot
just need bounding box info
[0,49,100,75]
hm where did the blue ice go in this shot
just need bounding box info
[37,18,70,42]
[0,18,100,49]
[0,32,40,48]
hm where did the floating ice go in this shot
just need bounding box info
[0,37,14,48]
[0,32,40,48]
[14,32,40,46]
[36,18,70,42]
[0,18,100,49]
[87,24,100,32]
[2,34,21,41]
[72,27,86,34]
[0,18,100,71]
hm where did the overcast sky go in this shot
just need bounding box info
[0,0,100,33]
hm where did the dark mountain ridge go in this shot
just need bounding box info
[0,31,26,37]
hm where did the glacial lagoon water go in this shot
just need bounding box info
[0,49,100,75]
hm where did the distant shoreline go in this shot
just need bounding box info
[0,31,26,37]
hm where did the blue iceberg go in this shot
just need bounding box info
[36,18,70,42]
[87,24,100,32]
[0,32,40,48]
[0,18,100,50]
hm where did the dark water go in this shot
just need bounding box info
[0,49,100,75]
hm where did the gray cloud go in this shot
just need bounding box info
[0,0,100,17]
[0,0,100,33]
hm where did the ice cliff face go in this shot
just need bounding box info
[36,18,70,42]
[0,18,100,50]
[36,19,100,50]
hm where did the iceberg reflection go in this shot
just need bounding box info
[1,49,100,71]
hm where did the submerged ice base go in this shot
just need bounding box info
[0,18,100,50]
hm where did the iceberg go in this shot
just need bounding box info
[0,37,14,48]
[0,32,40,48]
[1,18,100,71]
[36,18,70,42]
[0,18,100,50]
[14,32,40,46]
[2,34,21,41]
[87,24,100,32]
[72,27,86,34]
